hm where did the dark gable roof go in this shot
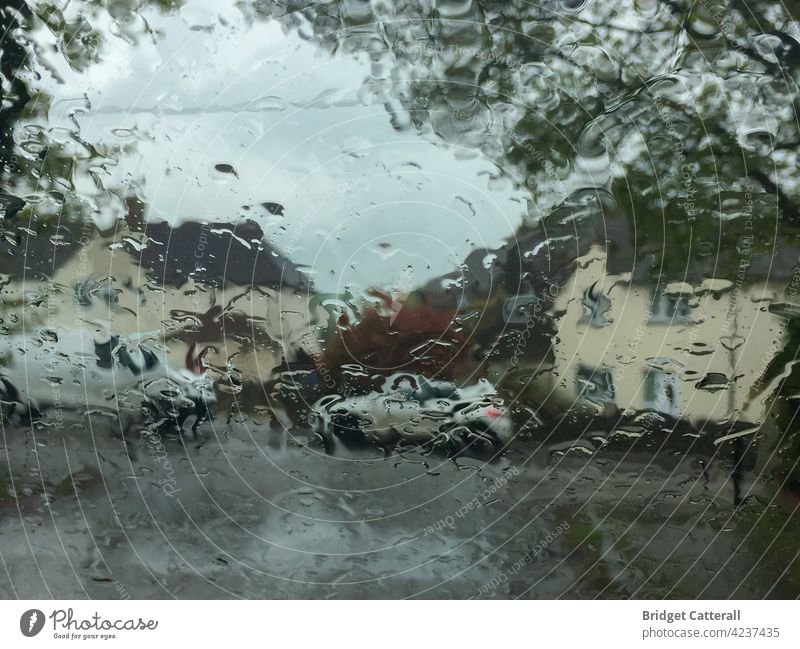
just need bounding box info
[129,218,309,291]
[419,199,634,304]
[0,218,91,280]
[420,194,800,305]
[1,195,310,292]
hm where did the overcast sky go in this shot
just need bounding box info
[34,0,527,295]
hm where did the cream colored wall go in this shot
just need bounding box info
[531,246,786,426]
[0,232,323,394]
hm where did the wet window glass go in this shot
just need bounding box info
[1,0,799,600]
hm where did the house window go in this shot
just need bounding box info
[648,288,691,324]
[579,282,611,327]
[575,365,615,406]
[643,370,680,416]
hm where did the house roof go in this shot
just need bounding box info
[129,218,309,291]
[0,199,310,293]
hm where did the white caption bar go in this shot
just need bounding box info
[0,600,797,647]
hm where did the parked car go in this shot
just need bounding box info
[308,374,513,452]
[0,330,215,434]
